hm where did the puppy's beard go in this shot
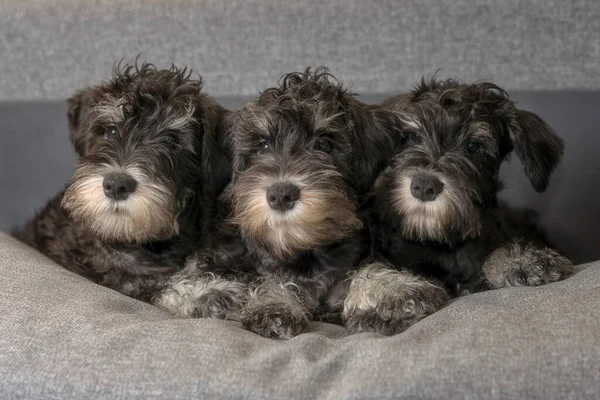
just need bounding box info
[61,164,178,243]
[232,172,362,258]
[392,174,482,244]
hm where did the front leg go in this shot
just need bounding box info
[153,252,251,320]
[483,241,574,288]
[343,263,449,335]
[107,272,171,303]
[241,280,311,339]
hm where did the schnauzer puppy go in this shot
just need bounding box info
[155,68,402,338]
[343,78,574,335]
[18,63,232,300]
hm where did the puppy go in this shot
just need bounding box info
[155,68,402,338]
[343,78,574,335]
[18,63,232,300]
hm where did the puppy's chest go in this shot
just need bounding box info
[258,241,362,284]
[379,232,487,285]
[112,239,191,274]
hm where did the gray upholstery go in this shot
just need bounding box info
[1,231,599,399]
[0,0,599,101]
[2,92,599,263]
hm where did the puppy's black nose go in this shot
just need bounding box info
[266,182,301,212]
[410,174,444,202]
[103,172,137,201]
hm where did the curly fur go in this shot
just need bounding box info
[343,263,449,335]
[155,273,247,319]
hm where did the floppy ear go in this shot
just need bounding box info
[349,102,403,194]
[66,89,93,156]
[508,109,564,192]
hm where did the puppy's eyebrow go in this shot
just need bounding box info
[312,110,345,133]
[93,96,126,123]
[163,103,196,132]
[397,113,422,131]
[250,113,272,136]
[469,122,495,141]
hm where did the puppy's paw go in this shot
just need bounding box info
[344,308,412,336]
[343,263,449,335]
[189,288,246,319]
[241,301,310,339]
[154,277,247,320]
[484,244,574,288]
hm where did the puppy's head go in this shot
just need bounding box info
[381,78,564,245]
[231,68,399,258]
[62,62,230,243]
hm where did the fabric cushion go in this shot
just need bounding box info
[1,232,599,399]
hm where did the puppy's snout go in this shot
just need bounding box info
[410,174,444,202]
[103,172,137,201]
[266,182,301,212]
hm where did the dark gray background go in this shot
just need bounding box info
[1,92,598,263]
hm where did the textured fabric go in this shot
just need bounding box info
[0,0,599,101]
[2,92,599,263]
[1,231,599,399]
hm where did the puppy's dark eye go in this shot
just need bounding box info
[441,97,458,108]
[163,133,179,147]
[466,141,482,154]
[104,125,118,139]
[257,139,270,154]
[403,130,420,144]
[314,137,333,153]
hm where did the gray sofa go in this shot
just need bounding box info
[1,1,599,399]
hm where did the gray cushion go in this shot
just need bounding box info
[1,231,599,399]
[2,92,599,263]
[0,0,598,101]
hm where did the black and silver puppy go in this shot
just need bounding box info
[155,68,401,338]
[343,79,574,335]
[18,63,231,300]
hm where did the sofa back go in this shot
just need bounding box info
[0,0,598,101]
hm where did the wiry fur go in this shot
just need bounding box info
[346,78,574,335]
[17,62,232,299]
[231,155,362,258]
[391,172,482,243]
[62,163,178,242]
[157,67,403,337]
